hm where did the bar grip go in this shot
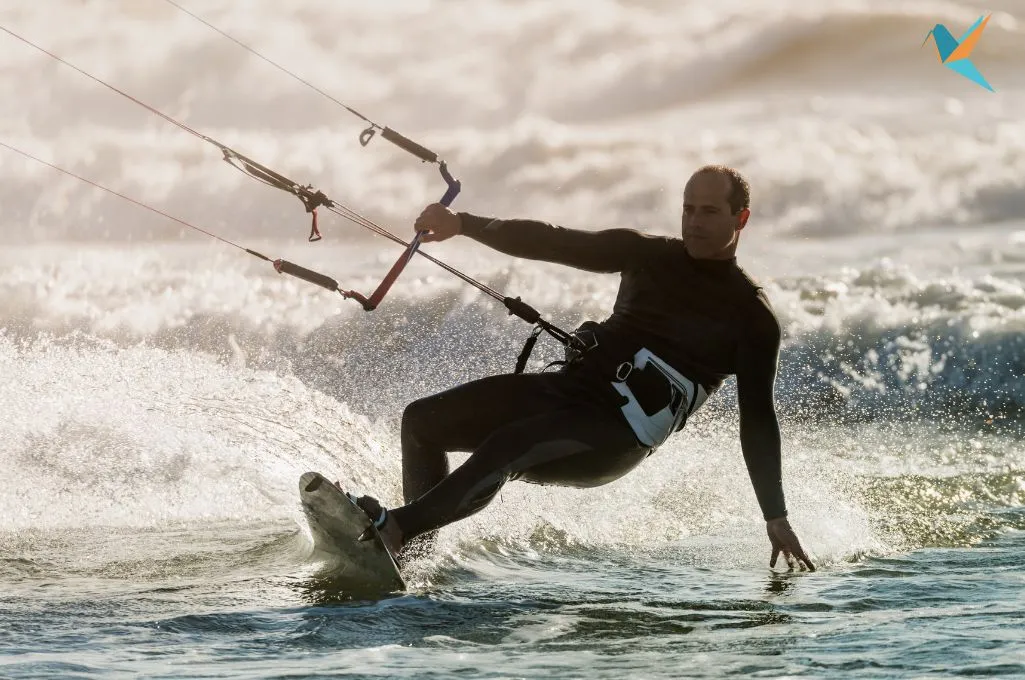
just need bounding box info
[381,127,438,163]
[438,162,461,206]
[273,259,339,292]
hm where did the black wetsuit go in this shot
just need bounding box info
[388,213,786,547]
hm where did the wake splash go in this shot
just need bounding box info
[1,322,1019,583]
[0,331,401,533]
[0,328,867,571]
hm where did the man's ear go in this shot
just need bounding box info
[737,208,751,230]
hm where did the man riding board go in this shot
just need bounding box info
[349,164,815,572]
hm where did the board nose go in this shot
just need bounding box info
[300,471,325,493]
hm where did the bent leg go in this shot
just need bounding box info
[398,372,583,558]
[400,372,575,503]
[390,404,648,545]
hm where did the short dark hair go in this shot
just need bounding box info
[694,164,750,214]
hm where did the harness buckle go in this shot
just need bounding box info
[614,361,633,382]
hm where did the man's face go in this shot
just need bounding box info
[681,172,748,260]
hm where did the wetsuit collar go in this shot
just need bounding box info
[683,247,737,274]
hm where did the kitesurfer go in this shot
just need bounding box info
[351,164,815,572]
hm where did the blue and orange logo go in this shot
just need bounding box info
[922,14,994,91]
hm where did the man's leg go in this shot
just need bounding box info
[387,403,649,551]
[400,372,574,503]
[397,372,579,557]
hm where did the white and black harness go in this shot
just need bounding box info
[610,347,708,449]
[543,324,708,450]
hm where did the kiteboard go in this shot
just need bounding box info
[298,471,405,592]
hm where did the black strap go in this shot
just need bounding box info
[514,325,545,374]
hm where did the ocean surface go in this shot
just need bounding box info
[2,0,1025,677]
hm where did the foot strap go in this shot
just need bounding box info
[346,492,389,540]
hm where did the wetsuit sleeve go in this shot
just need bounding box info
[735,292,787,521]
[457,212,660,273]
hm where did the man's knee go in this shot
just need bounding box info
[401,395,440,440]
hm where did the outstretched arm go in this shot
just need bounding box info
[413,203,662,274]
[736,295,815,571]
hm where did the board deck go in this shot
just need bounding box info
[298,471,405,592]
